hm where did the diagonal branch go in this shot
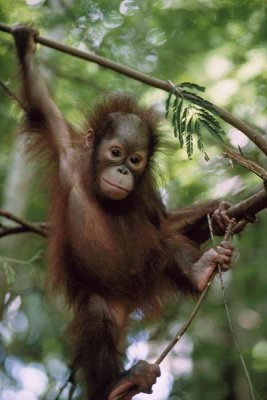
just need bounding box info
[0,22,267,155]
[116,222,236,399]
[0,223,47,238]
[0,80,25,109]
[223,146,267,181]
[0,210,47,237]
[226,189,267,221]
[0,186,266,240]
[155,220,235,365]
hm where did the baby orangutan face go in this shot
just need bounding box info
[94,113,149,200]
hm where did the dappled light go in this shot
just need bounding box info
[4,357,48,399]
[228,128,249,148]
[237,308,262,330]
[252,341,267,371]
[25,0,45,8]
[119,0,140,16]
[212,176,244,197]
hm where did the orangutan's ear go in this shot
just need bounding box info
[86,128,95,146]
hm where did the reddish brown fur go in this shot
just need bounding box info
[12,26,224,400]
[87,93,162,153]
[29,96,220,400]
[22,94,221,400]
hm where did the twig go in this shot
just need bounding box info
[0,22,267,155]
[0,80,25,109]
[208,216,256,400]
[156,220,235,364]
[68,382,77,400]
[115,222,235,399]
[217,267,256,400]
[53,362,78,400]
[0,222,47,238]
[0,210,47,237]
[54,369,75,400]
[0,251,42,266]
[223,146,267,181]
[154,274,213,365]
[0,185,266,240]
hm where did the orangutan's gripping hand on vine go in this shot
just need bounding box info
[191,240,234,291]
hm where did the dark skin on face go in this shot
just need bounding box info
[11,25,247,400]
[94,114,150,201]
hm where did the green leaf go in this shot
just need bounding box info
[182,90,218,116]
[180,106,188,139]
[197,107,224,130]
[182,107,194,158]
[185,129,193,159]
[179,82,206,93]
[164,85,225,158]
[176,98,184,147]
[199,118,224,142]
[194,120,204,152]
[171,96,179,137]
[165,90,173,119]
[3,262,16,285]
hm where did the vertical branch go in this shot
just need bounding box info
[208,216,256,400]
[217,266,256,400]
[155,218,234,366]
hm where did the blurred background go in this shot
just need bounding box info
[0,1,266,399]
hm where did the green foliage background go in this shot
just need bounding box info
[0,1,267,399]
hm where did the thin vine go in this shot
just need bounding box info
[207,214,256,400]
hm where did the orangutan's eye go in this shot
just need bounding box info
[129,156,141,165]
[111,148,121,158]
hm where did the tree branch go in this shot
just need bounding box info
[1,22,267,155]
[0,223,46,238]
[0,187,266,240]
[226,189,267,221]
[155,220,236,366]
[0,210,47,237]
[223,146,267,181]
[115,222,237,399]
[0,80,25,109]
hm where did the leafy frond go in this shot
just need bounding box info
[165,82,225,158]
